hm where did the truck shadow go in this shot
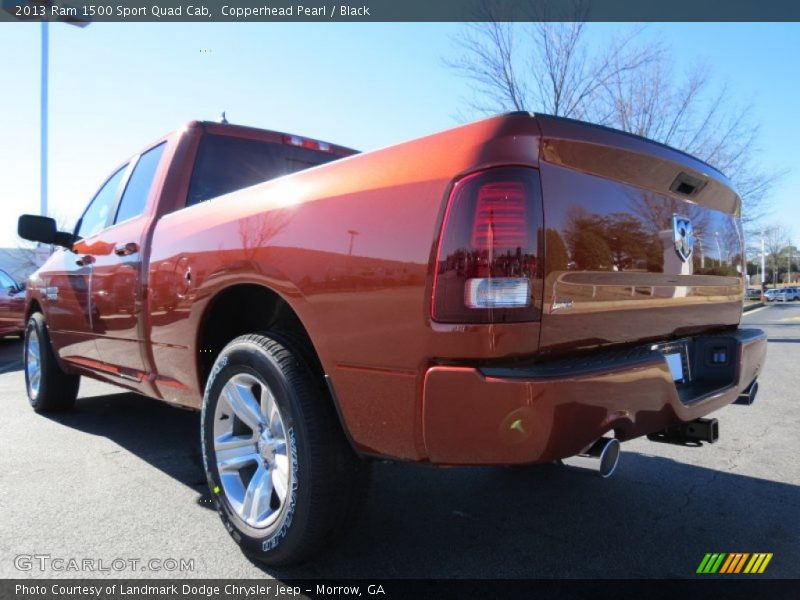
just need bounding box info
[43,391,213,509]
[0,338,23,375]
[43,389,799,578]
[267,458,799,579]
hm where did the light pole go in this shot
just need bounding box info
[3,2,90,217]
[40,20,48,217]
[38,14,90,217]
[761,233,766,291]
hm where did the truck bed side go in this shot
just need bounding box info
[146,114,543,459]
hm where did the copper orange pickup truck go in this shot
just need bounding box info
[18,113,766,564]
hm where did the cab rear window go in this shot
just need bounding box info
[187,134,339,206]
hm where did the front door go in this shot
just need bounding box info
[47,166,128,364]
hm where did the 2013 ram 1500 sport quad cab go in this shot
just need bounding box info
[18,113,767,564]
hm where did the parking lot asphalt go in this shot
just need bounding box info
[0,303,798,580]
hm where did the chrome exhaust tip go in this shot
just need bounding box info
[562,437,621,478]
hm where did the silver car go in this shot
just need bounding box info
[773,287,800,302]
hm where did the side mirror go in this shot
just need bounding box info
[18,214,75,248]
[18,214,56,244]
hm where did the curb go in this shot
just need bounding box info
[743,302,765,312]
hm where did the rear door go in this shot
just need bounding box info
[90,142,166,379]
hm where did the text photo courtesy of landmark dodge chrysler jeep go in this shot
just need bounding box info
[17,113,766,565]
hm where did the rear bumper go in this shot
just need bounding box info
[422,328,767,465]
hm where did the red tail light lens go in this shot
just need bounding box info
[471,181,528,250]
[432,167,542,323]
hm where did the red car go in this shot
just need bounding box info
[18,114,766,564]
[0,268,25,337]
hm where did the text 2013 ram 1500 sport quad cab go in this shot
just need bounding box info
[18,113,767,564]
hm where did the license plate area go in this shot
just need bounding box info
[654,340,692,383]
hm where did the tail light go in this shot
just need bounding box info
[432,167,542,323]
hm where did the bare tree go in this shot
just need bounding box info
[11,243,50,279]
[448,12,781,224]
[762,224,792,286]
[448,16,658,120]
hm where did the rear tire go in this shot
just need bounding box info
[24,313,80,413]
[201,333,369,565]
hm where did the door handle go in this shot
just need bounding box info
[114,242,139,256]
[75,255,95,266]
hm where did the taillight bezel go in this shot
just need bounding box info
[431,166,543,324]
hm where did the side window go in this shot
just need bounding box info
[77,167,127,239]
[115,143,166,224]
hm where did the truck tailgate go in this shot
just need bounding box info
[535,114,745,352]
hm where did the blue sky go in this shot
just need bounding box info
[1,22,798,249]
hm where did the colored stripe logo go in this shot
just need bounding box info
[697,553,773,574]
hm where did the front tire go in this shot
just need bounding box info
[24,313,80,413]
[201,333,369,565]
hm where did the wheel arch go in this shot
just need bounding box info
[196,283,321,387]
[194,282,358,452]
[26,298,44,322]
